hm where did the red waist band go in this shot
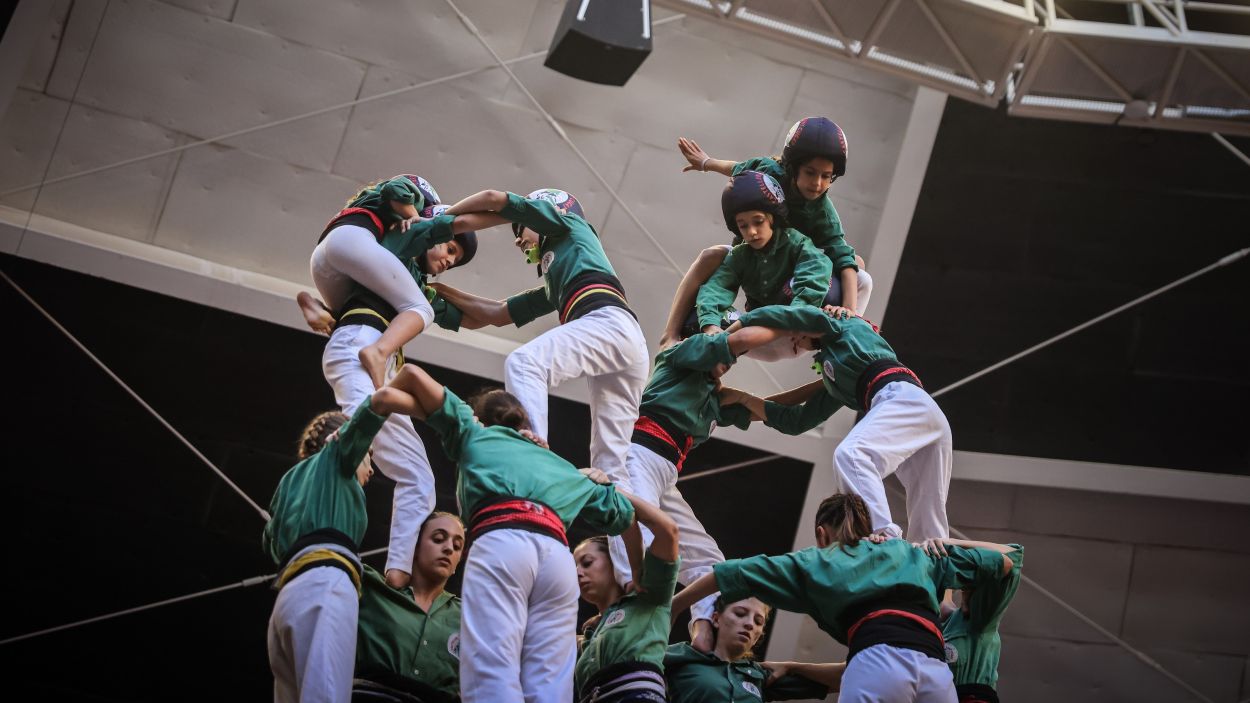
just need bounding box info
[633,416,694,472]
[847,608,944,646]
[469,499,567,546]
[861,367,923,409]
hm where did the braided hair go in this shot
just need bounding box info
[296,410,350,459]
[814,493,873,554]
[468,388,531,432]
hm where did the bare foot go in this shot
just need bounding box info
[296,291,335,335]
[359,344,390,390]
[385,568,411,589]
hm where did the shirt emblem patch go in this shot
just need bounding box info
[541,250,556,274]
[603,609,626,628]
[822,360,836,383]
[741,681,763,699]
[448,633,460,660]
[944,642,958,663]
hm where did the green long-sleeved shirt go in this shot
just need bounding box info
[424,387,635,534]
[356,565,461,700]
[696,229,832,329]
[499,193,622,327]
[713,539,1008,646]
[575,550,681,696]
[942,545,1024,690]
[664,643,828,703]
[262,399,386,564]
[732,156,857,273]
[639,333,752,447]
[736,305,900,414]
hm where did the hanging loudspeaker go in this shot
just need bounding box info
[543,0,653,87]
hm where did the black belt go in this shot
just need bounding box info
[957,683,999,703]
[558,272,636,325]
[579,661,666,703]
[855,357,923,411]
[843,600,944,663]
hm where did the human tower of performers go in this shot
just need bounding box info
[270,118,1023,703]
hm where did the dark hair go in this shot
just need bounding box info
[297,410,350,459]
[814,493,873,553]
[468,388,530,431]
[575,535,611,559]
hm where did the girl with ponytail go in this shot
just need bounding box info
[672,493,1020,703]
[371,362,663,703]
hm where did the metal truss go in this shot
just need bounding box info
[656,0,1250,135]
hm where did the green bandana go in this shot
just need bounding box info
[347,177,424,229]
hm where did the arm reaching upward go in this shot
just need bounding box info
[677,137,737,176]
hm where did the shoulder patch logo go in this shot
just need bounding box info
[762,175,784,203]
[822,360,836,383]
[531,188,569,206]
[540,250,556,274]
[944,642,958,663]
[741,681,763,699]
[603,609,626,628]
[448,633,461,660]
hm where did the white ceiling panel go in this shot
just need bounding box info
[152,144,360,281]
[44,0,108,101]
[34,104,184,243]
[233,0,541,79]
[501,19,806,154]
[18,0,70,94]
[158,0,238,21]
[334,74,634,234]
[73,0,366,170]
[0,88,69,212]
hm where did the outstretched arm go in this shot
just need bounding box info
[917,538,1017,576]
[428,282,513,327]
[444,189,508,216]
[453,211,510,231]
[726,326,789,356]
[677,138,736,176]
[762,661,846,691]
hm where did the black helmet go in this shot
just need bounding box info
[781,117,848,181]
[422,204,477,269]
[721,170,788,235]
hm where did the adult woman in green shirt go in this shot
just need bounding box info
[573,496,680,702]
[672,493,1018,703]
[663,597,839,703]
[354,512,468,703]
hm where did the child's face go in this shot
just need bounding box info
[734,210,774,250]
[424,240,463,275]
[515,226,540,251]
[794,157,836,200]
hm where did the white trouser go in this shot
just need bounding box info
[310,224,434,328]
[607,444,724,622]
[833,381,952,541]
[267,566,359,703]
[323,324,435,574]
[503,306,649,487]
[460,529,579,703]
[840,644,957,703]
[746,268,874,362]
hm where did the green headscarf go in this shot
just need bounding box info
[346,177,425,229]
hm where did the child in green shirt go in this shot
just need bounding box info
[661,117,870,349]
